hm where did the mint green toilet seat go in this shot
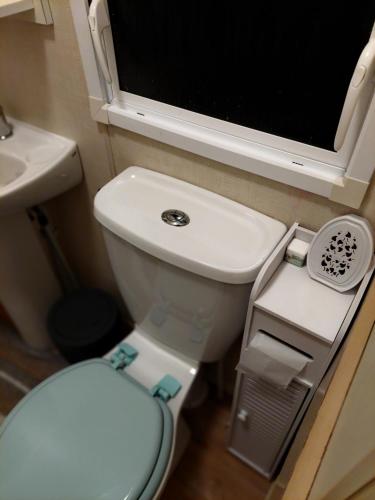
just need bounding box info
[0,360,173,500]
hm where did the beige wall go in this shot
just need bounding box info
[309,324,375,499]
[1,0,374,298]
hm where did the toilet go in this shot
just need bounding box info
[0,167,286,500]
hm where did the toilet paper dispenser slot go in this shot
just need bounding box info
[237,331,312,389]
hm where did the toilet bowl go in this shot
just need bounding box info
[0,167,286,500]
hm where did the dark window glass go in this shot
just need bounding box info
[107,1,375,151]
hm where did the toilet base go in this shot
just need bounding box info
[155,417,191,499]
[170,417,191,473]
[184,372,209,409]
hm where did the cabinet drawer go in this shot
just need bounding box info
[228,372,309,477]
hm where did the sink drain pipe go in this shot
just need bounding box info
[28,206,78,294]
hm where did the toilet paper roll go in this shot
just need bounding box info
[238,331,310,388]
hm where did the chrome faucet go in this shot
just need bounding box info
[0,106,13,140]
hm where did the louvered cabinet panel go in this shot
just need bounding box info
[229,373,309,476]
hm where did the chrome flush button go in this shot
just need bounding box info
[161,209,190,227]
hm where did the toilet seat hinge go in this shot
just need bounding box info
[150,375,182,402]
[110,343,138,370]
[149,375,182,403]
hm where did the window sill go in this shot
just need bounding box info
[0,0,53,23]
[91,98,368,208]
[0,0,32,17]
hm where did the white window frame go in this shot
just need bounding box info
[70,0,375,208]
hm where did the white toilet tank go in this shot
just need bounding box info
[95,167,286,362]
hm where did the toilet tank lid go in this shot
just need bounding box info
[94,167,286,284]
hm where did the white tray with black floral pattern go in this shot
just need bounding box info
[307,215,374,292]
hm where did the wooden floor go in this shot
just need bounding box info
[162,398,270,500]
[0,321,270,500]
[0,320,67,415]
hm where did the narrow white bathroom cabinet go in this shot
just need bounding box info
[228,223,374,478]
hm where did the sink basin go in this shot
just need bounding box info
[0,154,26,186]
[0,118,82,214]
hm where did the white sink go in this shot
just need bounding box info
[0,118,82,214]
[0,118,82,353]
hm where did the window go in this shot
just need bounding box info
[109,1,374,152]
[72,1,375,206]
